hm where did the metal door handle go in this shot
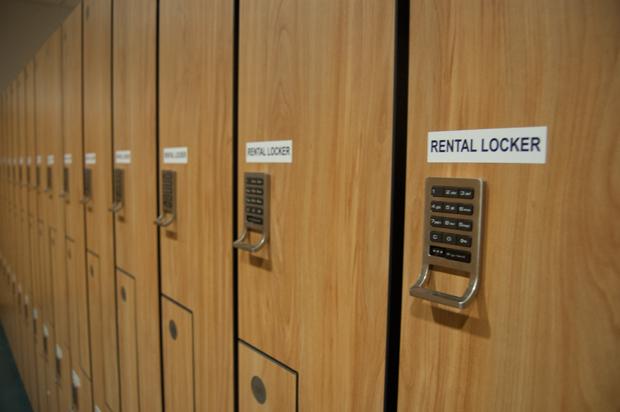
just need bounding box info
[409,264,479,309]
[43,188,52,194]
[58,191,67,198]
[80,196,90,205]
[154,213,175,227]
[108,202,123,213]
[233,228,268,253]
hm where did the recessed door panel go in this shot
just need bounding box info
[161,297,194,412]
[159,0,234,409]
[116,271,139,412]
[398,1,620,410]
[237,0,394,409]
[238,342,297,412]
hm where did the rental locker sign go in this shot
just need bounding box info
[427,126,547,164]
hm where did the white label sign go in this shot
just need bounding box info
[163,147,188,164]
[115,150,131,164]
[19,157,24,165]
[36,155,42,165]
[246,140,293,163]
[47,155,55,165]
[95,406,102,412]
[427,126,547,164]
[55,344,63,359]
[43,325,49,338]
[72,370,81,388]
[25,295,29,305]
[64,153,73,165]
[33,308,39,319]
[85,153,97,165]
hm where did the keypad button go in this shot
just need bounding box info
[445,248,471,263]
[444,233,457,244]
[458,188,474,199]
[247,216,263,225]
[431,186,446,197]
[430,231,443,243]
[457,203,474,215]
[430,201,444,212]
[429,245,445,257]
[444,187,459,197]
[456,235,472,247]
[443,202,458,213]
[430,216,443,227]
[457,219,473,231]
[442,217,458,228]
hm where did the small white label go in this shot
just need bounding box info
[26,157,32,165]
[72,370,81,387]
[246,140,293,163]
[85,153,96,165]
[115,150,131,164]
[95,405,102,412]
[163,147,188,164]
[25,295,29,305]
[427,126,547,164]
[43,325,49,338]
[17,284,22,294]
[36,155,42,165]
[19,157,24,165]
[47,155,55,165]
[64,153,73,165]
[55,344,63,359]
[33,308,39,319]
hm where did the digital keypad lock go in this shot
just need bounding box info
[234,172,270,253]
[109,168,124,214]
[154,170,176,227]
[410,177,484,309]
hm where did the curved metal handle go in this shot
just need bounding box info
[233,228,268,253]
[80,196,90,205]
[58,191,67,199]
[154,213,175,227]
[43,188,52,194]
[409,264,479,309]
[108,202,123,213]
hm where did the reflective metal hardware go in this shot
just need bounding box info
[58,191,67,199]
[79,196,91,205]
[410,177,484,309]
[233,172,270,253]
[251,376,267,404]
[155,170,176,227]
[169,320,177,340]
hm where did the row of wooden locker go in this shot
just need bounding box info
[0,0,618,411]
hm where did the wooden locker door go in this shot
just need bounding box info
[86,251,107,412]
[161,297,195,412]
[237,0,395,409]
[158,0,234,409]
[112,0,161,409]
[62,4,93,395]
[398,1,620,411]
[116,271,139,412]
[83,0,120,410]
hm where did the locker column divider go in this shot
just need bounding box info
[383,0,411,410]
[232,0,240,410]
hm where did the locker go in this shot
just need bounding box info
[397,0,620,411]
[116,271,139,412]
[83,0,120,409]
[161,297,195,412]
[236,0,395,409]
[158,0,234,409]
[112,0,161,409]
[62,4,93,388]
[238,342,297,411]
